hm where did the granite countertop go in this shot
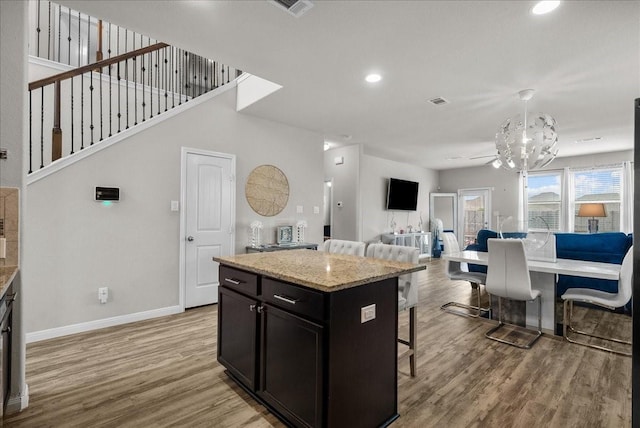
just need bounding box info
[0,266,18,297]
[214,249,425,292]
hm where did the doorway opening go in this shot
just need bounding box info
[323,180,333,240]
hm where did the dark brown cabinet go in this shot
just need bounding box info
[217,286,258,390]
[0,282,14,419]
[217,265,398,428]
[259,304,323,427]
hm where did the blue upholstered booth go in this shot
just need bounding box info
[554,232,632,296]
[464,229,632,307]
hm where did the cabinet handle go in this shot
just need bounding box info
[224,278,242,285]
[249,304,256,312]
[273,294,299,305]
[2,326,10,334]
[257,306,264,313]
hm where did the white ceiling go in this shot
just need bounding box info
[60,0,640,170]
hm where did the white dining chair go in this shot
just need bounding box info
[322,239,366,256]
[561,245,632,356]
[485,238,542,349]
[366,243,420,377]
[440,232,489,318]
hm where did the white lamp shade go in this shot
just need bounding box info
[578,203,606,218]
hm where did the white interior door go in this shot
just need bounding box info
[183,149,235,308]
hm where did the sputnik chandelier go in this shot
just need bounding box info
[493,89,558,172]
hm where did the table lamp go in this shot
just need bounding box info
[577,203,606,233]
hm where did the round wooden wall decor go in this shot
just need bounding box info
[245,165,290,217]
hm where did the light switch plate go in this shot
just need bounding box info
[171,200,179,211]
[361,304,376,323]
[313,206,320,214]
[296,205,303,214]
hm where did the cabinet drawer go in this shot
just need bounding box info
[262,278,325,322]
[220,266,259,297]
[0,284,14,323]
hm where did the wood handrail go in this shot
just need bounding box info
[29,42,169,91]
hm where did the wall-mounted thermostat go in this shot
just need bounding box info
[95,186,120,202]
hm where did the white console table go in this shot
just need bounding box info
[381,232,432,259]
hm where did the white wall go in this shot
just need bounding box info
[1,2,27,188]
[538,150,633,170]
[324,147,438,243]
[23,89,324,334]
[438,165,519,228]
[438,150,634,228]
[360,154,438,243]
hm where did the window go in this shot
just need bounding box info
[523,162,633,233]
[527,171,562,231]
[570,167,621,233]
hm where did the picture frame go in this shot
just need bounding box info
[277,226,294,244]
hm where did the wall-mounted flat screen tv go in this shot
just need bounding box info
[386,178,419,211]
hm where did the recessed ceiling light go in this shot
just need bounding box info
[365,73,382,83]
[532,1,560,15]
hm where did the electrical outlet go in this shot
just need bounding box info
[361,304,376,323]
[98,287,109,304]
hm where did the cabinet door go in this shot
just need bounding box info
[1,311,10,412]
[416,232,431,256]
[217,287,259,390]
[259,304,324,428]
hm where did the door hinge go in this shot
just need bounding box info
[229,174,235,182]
[228,226,234,234]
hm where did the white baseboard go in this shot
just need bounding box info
[26,305,183,343]
[6,383,28,414]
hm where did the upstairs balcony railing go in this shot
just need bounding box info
[28,1,242,174]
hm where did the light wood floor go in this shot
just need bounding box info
[5,259,632,427]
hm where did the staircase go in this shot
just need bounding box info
[27,0,243,181]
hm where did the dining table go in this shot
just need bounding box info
[443,250,621,333]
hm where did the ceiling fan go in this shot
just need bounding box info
[467,153,503,168]
[469,154,496,160]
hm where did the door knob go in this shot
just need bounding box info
[187,236,194,242]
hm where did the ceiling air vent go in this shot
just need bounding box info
[428,97,450,106]
[269,0,314,18]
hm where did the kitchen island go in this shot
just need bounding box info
[213,249,424,428]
